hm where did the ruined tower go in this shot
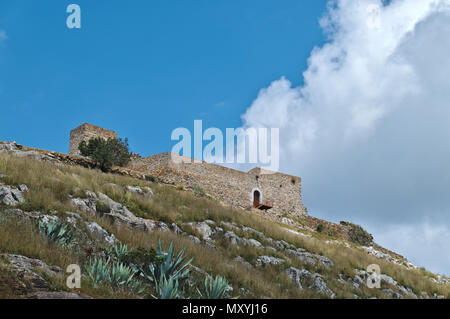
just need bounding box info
[69,123,117,155]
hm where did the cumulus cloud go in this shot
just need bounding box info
[240,0,450,275]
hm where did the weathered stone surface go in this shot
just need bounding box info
[245,238,263,248]
[188,235,201,244]
[224,231,242,245]
[70,191,97,215]
[311,276,336,299]
[125,185,153,198]
[170,223,183,234]
[128,152,308,219]
[0,184,27,206]
[285,267,335,298]
[242,226,264,238]
[185,222,214,240]
[362,246,417,269]
[382,288,403,299]
[27,291,93,299]
[255,256,285,267]
[86,222,116,246]
[286,249,316,266]
[0,254,63,292]
[96,192,155,231]
[286,249,334,269]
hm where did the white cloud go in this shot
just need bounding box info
[240,0,450,274]
[373,221,450,275]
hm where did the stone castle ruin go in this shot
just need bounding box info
[69,123,117,156]
[69,124,307,218]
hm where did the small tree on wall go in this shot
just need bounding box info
[78,137,131,172]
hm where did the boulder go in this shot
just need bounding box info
[186,222,214,240]
[188,235,201,244]
[285,267,335,298]
[244,238,263,248]
[242,226,264,238]
[224,231,242,245]
[382,288,403,299]
[86,222,116,246]
[0,254,63,291]
[27,291,93,299]
[255,256,285,267]
[125,185,153,198]
[96,192,155,231]
[0,184,27,206]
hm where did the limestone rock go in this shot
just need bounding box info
[255,256,285,267]
[224,231,242,245]
[96,192,155,231]
[125,185,153,198]
[186,222,214,240]
[188,235,201,244]
[0,254,63,292]
[246,238,263,248]
[0,184,27,206]
[86,222,116,246]
[27,291,93,299]
[285,267,335,298]
[242,226,264,238]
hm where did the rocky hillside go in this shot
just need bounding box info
[0,141,449,299]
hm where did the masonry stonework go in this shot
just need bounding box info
[68,124,308,218]
[69,123,117,156]
[129,153,308,218]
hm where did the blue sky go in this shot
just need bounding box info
[2,1,450,276]
[0,0,327,155]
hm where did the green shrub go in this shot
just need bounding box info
[192,185,206,197]
[316,224,324,233]
[122,247,163,270]
[79,137,131,172]
[145,175,159,183]
[340,221,373,246]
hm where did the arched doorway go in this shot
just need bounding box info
[253,190,261,208]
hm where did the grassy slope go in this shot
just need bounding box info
[0,153,448,299]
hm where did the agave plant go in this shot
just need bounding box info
[85,257,111,286]
[105,243,129,261]
[146,241,193,284]
[85,257,143,293]
[153,275,180,299]
[38,219,76,247]
[203,275,230,299]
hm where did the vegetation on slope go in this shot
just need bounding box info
[0,152,448,299]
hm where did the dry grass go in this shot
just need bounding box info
[0,152,449,299]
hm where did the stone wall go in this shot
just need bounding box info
[69,123,117,155]
[129,153,308,218]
